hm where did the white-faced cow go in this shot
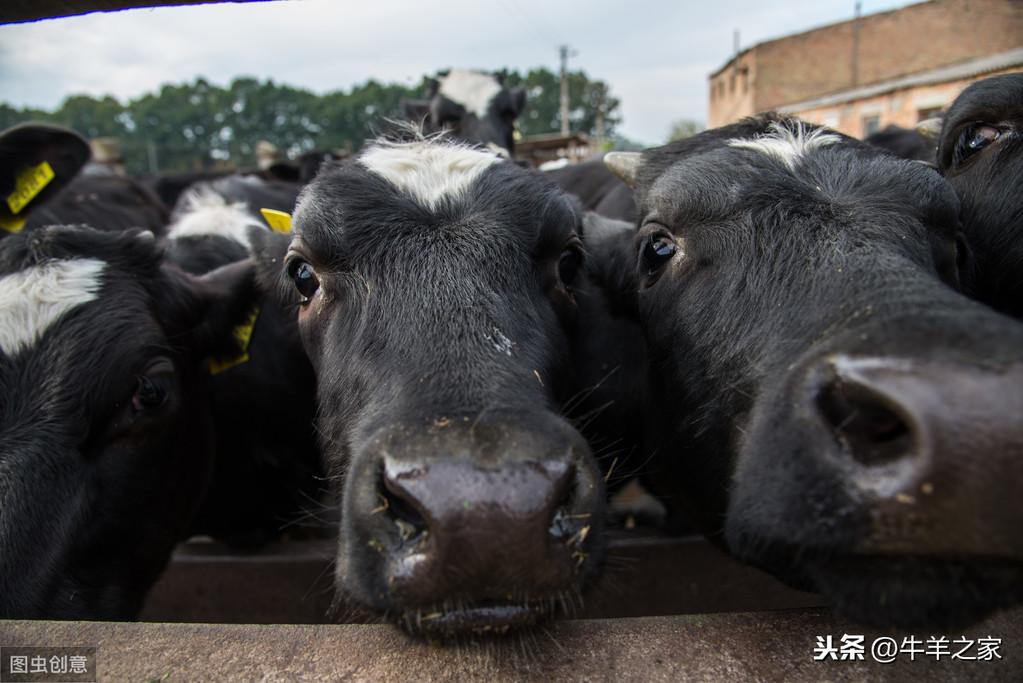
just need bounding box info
[936,73,1023,320]
[0,223,256,618]
[603,114,1023,628]
[404,70,526,157]
[252,133,605,639]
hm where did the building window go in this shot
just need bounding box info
[862,115,881,136]
[917,106,942,121]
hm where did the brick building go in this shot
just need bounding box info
[708,0,1023,137]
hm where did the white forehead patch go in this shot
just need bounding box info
[168,189,262,249]
[0,258,106,357]
[359,140,501,210]
[728,121,842,171]
[438,69,503,119]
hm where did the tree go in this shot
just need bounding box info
[667,118,704,143]
[504,68,621,139]
[0,68,622,173]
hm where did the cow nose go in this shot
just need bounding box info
[359,424,602,608]
[811,354,1023,556]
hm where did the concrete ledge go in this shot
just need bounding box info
[3,608,1021,681]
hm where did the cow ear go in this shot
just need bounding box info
[510,87,527,117]
[0,123,90,228]
[156,259,259,360]
[247,226,301,307]
[264,161,300,182]
[402,99,431,124]
[581,212,641,317]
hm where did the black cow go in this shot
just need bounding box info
[936,73,1023,320]
[0,224,256,619]
[603,114,1023,628]
[545,156,637,222]
[252,135,604,639]
[404,70,526,156]
[164,180,322,547]
[864,124,935,162]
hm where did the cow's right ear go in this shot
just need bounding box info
[0,123,90,230]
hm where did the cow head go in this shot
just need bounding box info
[606,115,1023,628]
[936,73,1023,319]
[404,70,527,157]
[255,136,603,639]
[0,225,256,618]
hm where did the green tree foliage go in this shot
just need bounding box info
[0,69,620,174]
[505,68,621,138]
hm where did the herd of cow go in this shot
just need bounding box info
[0,69,1020,641]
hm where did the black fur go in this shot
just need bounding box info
[936,73,1023,319]
[616,114,1023,628]
[0,225,256,619]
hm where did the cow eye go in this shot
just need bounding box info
[953,124,1001,166]
[641,232,678,276]
[558,246,583,286]
[132,375,167,413]
[288,259,320,302]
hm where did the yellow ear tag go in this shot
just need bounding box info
[209,305,261,375]
[260,208,292,233]
[7,160,55,215]
[0,214,27,234]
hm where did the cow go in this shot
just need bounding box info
[403,70,526,156]
[0,122,168,240]
[0,222,257,619]
[935,73,1023,320]
[864,124,935,162]
[601,114,1023,628]
[249,133,605,639]
[164,180,322,547]
[545,156,636,222]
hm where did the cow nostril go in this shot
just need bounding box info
[817,380,913,466]
[548,469,578,541]
[379,475,427,542]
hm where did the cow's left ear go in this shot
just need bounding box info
[510,87,527,117]
[156,259,259,360]
[0,123,90,230]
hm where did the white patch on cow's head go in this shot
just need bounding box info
[438,69,503,119]
[168,189,262,249]
[728,121,842,171]
[0,259,106,357]
[359,139,501,210]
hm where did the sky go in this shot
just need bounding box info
[0,0,921,145]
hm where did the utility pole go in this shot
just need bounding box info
[147,140,158,174]
[559,44,574,137]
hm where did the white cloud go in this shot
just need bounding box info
[0,0,919,145]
